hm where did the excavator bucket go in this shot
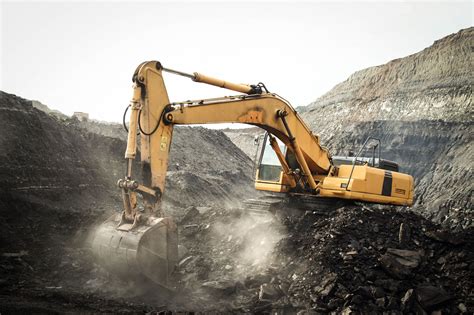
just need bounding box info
[91,213,178,288]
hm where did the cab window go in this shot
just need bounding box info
[257,134,285,182]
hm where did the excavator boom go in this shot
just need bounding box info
[133,61,333,197]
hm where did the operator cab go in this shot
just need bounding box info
[254,133,293,192]
[256,134,286,182]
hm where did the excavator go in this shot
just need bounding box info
[91,61,414,289]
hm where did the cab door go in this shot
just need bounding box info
[255,133,288,192]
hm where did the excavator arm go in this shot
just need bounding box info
[129,61,332,204]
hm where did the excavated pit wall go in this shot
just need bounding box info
[320,120,473,230]
[0,90,255,240]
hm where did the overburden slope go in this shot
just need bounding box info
[0,91,254,312]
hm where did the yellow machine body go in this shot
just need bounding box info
[255,164,413,206]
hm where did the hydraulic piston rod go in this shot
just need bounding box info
[161,66,256,94]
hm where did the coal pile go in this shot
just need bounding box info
[166,205,473,313]
[269,205,473,313]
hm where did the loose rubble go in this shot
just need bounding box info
[167,205,473,313]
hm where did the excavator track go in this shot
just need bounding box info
[243,194,351,218]
[243,196,282,217]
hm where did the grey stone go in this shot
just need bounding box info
[415,285,452,310]
[259,283,283,301]
[375,297,386,308]
[180,206,199,223]
[314,273,337,297]
[340,307,354,315]
[458,303,467,313]
[379,248,423,279]
[400,289,414,310]
[178,255,194,268]
[398,223,411,245]
[181,224,199,236]
[202,280,236,294]
[196,206,212,214]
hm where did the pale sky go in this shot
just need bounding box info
[1,1,472,124]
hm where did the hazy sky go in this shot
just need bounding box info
[1,1,472,123]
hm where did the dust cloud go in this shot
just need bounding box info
[209,211,286,280]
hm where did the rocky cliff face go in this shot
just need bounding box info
[296,28,473,229]
[321,120,472,229]
[301,28,472,131]
[223,127,264,160]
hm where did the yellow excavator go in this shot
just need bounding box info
[92,61,414,289]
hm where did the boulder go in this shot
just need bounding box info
[415,285,452,311]
[379,248,423,279]
[259,283,283,301]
